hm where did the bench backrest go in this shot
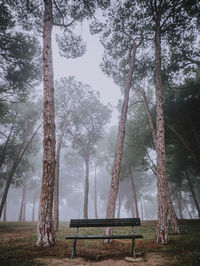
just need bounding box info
[69,218,141,228]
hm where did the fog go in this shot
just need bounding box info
[1,2,199,225]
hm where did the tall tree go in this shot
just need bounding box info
[142,0,199,243]
[100,1,143,233]
[36,0,56,247]
[6,0,110,246]
[66,89,111,219]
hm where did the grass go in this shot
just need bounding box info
[0,219,200,265]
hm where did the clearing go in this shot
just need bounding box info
[0,220,200,265]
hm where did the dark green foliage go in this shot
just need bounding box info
[0,1,42,102]
[165,74,200,174]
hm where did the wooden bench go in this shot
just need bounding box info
[65,218,143,259]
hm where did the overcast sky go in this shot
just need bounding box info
[52,23,122,127]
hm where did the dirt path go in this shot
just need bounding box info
[35,252,173,266]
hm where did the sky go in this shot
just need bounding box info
[52,23,122,126]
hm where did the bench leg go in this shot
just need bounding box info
[132,238,136,259]
[71,238,77,259]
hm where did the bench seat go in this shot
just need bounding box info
[66,234,143,239]
[66,218,143,259]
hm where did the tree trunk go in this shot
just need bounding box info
[32,194,36,222]
[183,199,193,219]
[83,154,90,219]
[154,19,169,244]
[117,194,123,218]
[185,171,200,218]
[129,168,139,218]
[130,203,135,218]
[36,0,56,247]
[140,198,143,221]
[141,77,179,234]
[177,190,183,219]
[94,162,98,219]
[105,44,137,225]
[19,176,27,221]
[167,186,180,234]
[3,199,7,222]
[23,198,27,221]
[54,118,67,231]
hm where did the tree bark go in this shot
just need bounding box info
[185,170,200,218]
[54,118,67,231]
[129,168,139,218]
[83,154,90,219]
[141,89,180,234]
[94,162,98,219]
[36,0,56,247]
[105,44,137,223]
[154,18,169,244]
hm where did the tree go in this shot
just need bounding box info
[0,1,41,102]
[165,75,200,218]
[54,76,87,230]
[6,0,110,246]
[0,102,41,218]
[100,1,143,234]
[65,88,111,219]
[115,0,199,243]
[36,0,56,247]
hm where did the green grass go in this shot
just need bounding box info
[0,219,200,265]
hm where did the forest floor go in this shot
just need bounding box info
[0,220,200,266]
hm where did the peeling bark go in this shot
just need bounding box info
[141,85,179,234]
[36,0,56,247]
[154,18,169,244]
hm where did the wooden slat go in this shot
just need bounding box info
[69,218,141,228]
[66,234,143,240]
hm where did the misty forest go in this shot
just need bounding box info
[0,0,200,265]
